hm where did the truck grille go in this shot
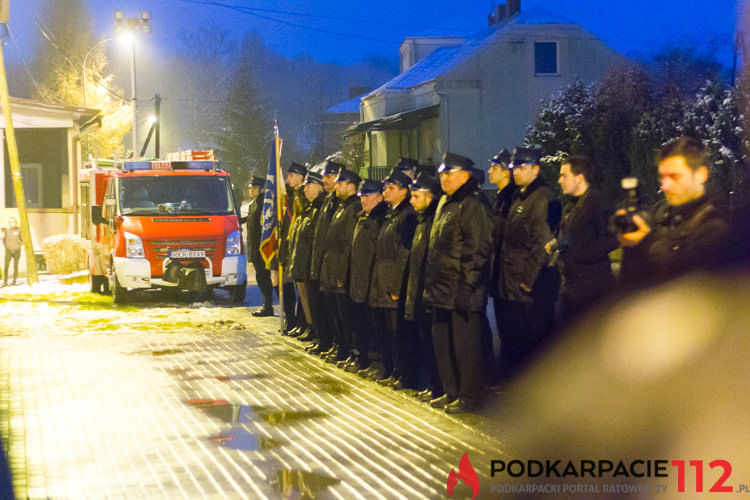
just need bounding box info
[150,239,219,260]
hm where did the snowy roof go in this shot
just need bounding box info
[513,7,574,25]
[365,8,576,96]
[325,95,363,114]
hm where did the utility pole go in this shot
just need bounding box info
[0,4,39,285]
[155,92,160,158]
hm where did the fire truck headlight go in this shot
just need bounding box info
[124,232,145,258]
[226,230,242,256]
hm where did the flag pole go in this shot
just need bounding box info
[274,120,285,334]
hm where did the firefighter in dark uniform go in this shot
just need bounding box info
[393,157,418,180]
[280,161,308,335]
[280,162,309,337]
[368,170,417,386]
[349,179,388,374]
[320,168,362,364]
[289,170,325,344]
[404,174,443,401]
[308,160,342,355]
[246,176,274,316]
[488,149,516,383]
[424,152,493,414]
[499,148,554,377]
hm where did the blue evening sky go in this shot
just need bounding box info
[5,0,743,68]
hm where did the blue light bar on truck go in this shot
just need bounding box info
[122,161,152,171]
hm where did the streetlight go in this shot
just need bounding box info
[114,10,151,158]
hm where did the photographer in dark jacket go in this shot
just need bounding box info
[290,171,326,345]
[618,137,729,286]
[499,148,554,378]
[308,160,342,355]
[368,170,417,386]
[405,174,443,402]
[320,169,362,364]
[548,156,617,322]
[424,152,493,414]
[349,180,388,374]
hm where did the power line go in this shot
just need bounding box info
[176,0,466,33]
[173,0,404,44]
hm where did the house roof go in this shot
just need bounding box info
[1,97,102,130]
[325,95,363,115]
[345,104,439,137]
[365,8,576,97]
[7,97,100,119]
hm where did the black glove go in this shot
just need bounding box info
[455,292,470,318]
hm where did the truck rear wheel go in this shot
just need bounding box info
[230,282,247,304]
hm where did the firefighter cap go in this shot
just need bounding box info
[438,151,475,173]
[288,162,308,176]
[358,179,383,196]
[335,168,361,186]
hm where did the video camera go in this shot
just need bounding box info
[609,177,650,234]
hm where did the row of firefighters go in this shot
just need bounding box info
[243,138,729,415]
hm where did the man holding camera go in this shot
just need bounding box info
[618,136,729,286]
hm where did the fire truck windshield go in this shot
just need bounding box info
[118,176,235,215]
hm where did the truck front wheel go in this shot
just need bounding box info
[110,273,130,305]
[230,282,247,304]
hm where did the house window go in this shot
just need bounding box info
[8,164,42,208]
[534,42,558,75]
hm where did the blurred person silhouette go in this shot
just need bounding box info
[2,217,22,286]
[494,272,749,491]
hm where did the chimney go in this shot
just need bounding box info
[488,0,520,26]
[508,0,521,17]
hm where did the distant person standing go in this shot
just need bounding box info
[246,177,274,316]
[3,217,22,286]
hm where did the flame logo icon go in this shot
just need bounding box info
[447,452,479,499]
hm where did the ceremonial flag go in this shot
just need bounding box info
[259,128,284,268]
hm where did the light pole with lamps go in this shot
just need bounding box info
[114,10,151,158]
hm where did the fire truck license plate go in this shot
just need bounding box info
[170,250,205,259]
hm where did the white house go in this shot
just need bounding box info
[346,2,622,177]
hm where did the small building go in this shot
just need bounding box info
[1,97,99,270]
[345,2,621,178]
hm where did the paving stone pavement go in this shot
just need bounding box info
[0,290,505,499]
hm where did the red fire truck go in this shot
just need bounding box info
[80,152,247,304]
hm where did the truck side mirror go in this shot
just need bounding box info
[91,205,104,225]
[103,195,116,220]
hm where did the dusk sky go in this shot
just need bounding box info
[5,0,743,68]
